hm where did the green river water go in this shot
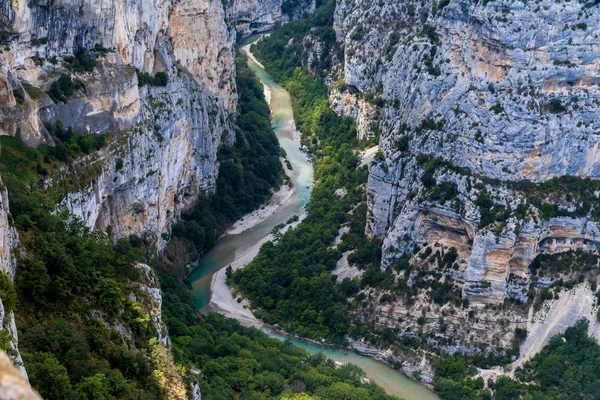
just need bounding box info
[188,36,439,400]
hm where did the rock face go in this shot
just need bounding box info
[1,0,237,241]
[326,0,600,355]
[0,351,41,400]
[0,179,27,382]
[336,0,600,181]
[232,0,316,38]
[0,0,318,242]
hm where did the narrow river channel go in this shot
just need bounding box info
[188,35,440,400]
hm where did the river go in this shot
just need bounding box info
[188,35,439,400]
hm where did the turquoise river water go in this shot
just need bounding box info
[188,36,439,400]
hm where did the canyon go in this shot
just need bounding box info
[1,0,600,397]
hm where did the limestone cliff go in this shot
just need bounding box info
[325,0,600,358]
[0,351,41,400]
[0,179,27,382]
[1,0,236,242]
[232,0,316,38]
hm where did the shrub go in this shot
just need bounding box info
[47,74,77,103]
[549,99,566,114]
[137,70,169,87]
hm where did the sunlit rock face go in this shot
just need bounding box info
[0,0,237,241]
[0,178,27,382]
[336,0,600,181]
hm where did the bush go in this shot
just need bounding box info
[47,74,77,103]
[137,71,168,87]
[549,99,566,114]
[64,49,97,72]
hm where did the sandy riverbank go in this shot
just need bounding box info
[241,43,271,105]
[207,209,306,327]
[226,167,296,235]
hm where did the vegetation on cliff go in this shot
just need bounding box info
[251,0,341,83]
[7,189,167,399]
[169,53,284,256]
[434,319,600,400]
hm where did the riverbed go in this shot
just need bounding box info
[188,35,439,400]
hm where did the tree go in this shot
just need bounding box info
[28,354,74,400]
[97,278,123,315]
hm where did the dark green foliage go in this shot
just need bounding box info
[433,356,490,400]
[0,272,17,313]
[137,71,169,87]
[421,25,440,44]
[45,121,106,160]
[529,249,598,278]
[435,0,450,13]
[171,55,283,254]
[429,181,458,203]
[496,319,600,399]
[393,135,411,152]
[64,49,97,72]
[0,131,105,199]
[155,260,399,400]
[236,27,378,342]
[251,0,342,82]
[549,98,566,114]
[416,119,444,135]
[490,102,504,114]
[10,189,162,399]
[474,189,509,228]
[0,129,154,398]
[47,74,77,103]
[434,319,600,399]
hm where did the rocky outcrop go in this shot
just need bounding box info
[232,0,316,38]
[0,351,41,400]
[335,0,600,181]
[135,263,169,347]
[320,0,600,356]
[0,178,27,382]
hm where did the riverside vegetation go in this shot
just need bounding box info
[0,51,398,399]
[234,0,381,345]
[156,54,398,400]
[225,3,600,400]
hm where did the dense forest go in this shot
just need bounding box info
[0,140,166,397]
[0,101,166,398]
[156,253,399,400]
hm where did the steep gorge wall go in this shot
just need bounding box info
[0,0,314,242]
[327,0,600,356]
[232,0,316,38]
[0,180,27,381]
[1,0,236,241]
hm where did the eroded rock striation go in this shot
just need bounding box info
[232,0,316,38]
[327,0,600,356]
[1,0,236,242]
